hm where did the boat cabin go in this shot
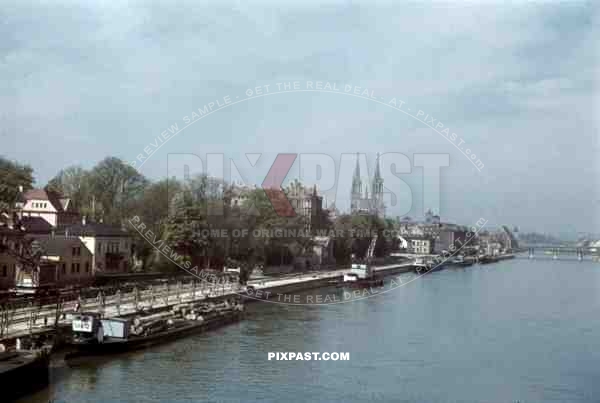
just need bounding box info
[350,263,371,279]
[71,313,131,343]
[71,313,103,342]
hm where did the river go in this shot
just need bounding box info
[22,258,600,402]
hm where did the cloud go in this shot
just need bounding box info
[0,0,597,234]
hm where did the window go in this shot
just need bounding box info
[71,263,75,273]
[1,265,6,277]
[98,242,102,252]
[76,263,80,273]
[85,262,89,272]
[62,264,66,274]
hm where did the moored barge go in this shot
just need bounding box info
[66,298,244,359]
[341,262,384,289]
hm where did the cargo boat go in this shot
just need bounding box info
[478,255,499,264]
[0,348,50,401]
[341,261,384,288]
[341,235,384,288]
[342,272,384,288]
[66,301,244,359]
[452,256,475,267]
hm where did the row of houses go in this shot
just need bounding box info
[0,188,132,291]
[396,212,470,255]
[395,214,517,256]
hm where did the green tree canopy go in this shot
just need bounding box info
[0,156,34,209]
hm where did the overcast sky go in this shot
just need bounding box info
[1,0,598,236]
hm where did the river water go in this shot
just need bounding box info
[23,258,600,402]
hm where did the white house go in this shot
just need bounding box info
[64,221,132,274]
[22,188,79,227]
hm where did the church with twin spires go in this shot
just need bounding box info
[350,152,386,218]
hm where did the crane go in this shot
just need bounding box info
[366,234,378,264]
[348,233,378,281]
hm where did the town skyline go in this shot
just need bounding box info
[1,152,590,243]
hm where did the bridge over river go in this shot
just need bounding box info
[514,244,597,261]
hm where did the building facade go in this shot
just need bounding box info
[434,224,468,254]
[65,222,132,274]
[410,237,434,255]
[37,237,95,285]
[285,182,323,233]
[0,226,23,290]
[225,183,257,208]
[21,219,132,275]
[399,213,470,255]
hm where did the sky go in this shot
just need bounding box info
[1,0,598,237]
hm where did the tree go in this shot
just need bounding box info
[163,189,205,272]
[130,179,182,271]
[46,166,92,213]
[89,157,148,223]
[239,188,312,269]
[331,213,386,264]
[0,156,33,209]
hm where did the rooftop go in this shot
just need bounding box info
[21,216,53,234]
[38,237,89,257]
[23,188,71,212]
[62,222,129,238]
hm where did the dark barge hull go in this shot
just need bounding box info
[66,311,243,359]
[0,350,49,401]
[478,257,498,264]
[341,279,384,288]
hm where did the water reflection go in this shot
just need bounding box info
[19,260,600,402]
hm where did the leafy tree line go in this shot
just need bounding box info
[1,155,399,281]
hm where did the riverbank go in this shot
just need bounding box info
[1,262,414,344]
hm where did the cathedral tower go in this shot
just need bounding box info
[371,152,385,218]
[350,152,362,214]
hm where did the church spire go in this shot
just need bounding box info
[374,152,381,182]
[351,152,361,195]
[372,152,383,196]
